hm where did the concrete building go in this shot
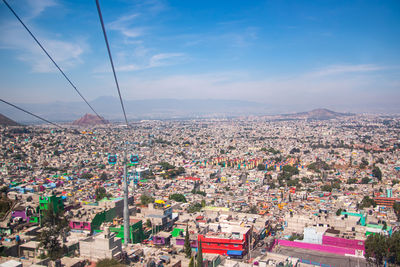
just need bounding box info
[79,227,122,261]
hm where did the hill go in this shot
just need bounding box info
[72,113,109,126]
[286,108,354,120]
[0,114,20,126]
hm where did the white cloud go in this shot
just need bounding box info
[107,13,145,38]
[307,64,385,77]
[0,21,86,73]
[26,0,57,19]
[149,53,185,67]
[0,1,86,73]
[117,64,398,108]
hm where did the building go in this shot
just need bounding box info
[79,227,122,261]
[197,225,251,258]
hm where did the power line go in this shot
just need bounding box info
[0,98,64,129]
[95,0,129,126]
[2,0,108,125]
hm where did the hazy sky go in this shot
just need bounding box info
[0,0,399,112]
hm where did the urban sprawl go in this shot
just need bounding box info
[0,115,400,267]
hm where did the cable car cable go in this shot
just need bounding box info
[95,0,129,126]
[2,0,108,125]
[0,98,65,129]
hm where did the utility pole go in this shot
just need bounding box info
[123,147,130,246]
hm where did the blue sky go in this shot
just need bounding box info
[0,0,399,112]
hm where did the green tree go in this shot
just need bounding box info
[372,166,382,181]
[248,205,258,214]
[347,178,357,184]
[95,187,109,201]
[38,205,69,260]
[169,193,187,203]
[321,184,332,192]
[393,202,400,222]
[360,158,369,169]
[361,177,370,184]
[257,164,266,171]
[184,225,191,258]
[387,231,400,265]
[365,234,387,266]
[100,172,108,181]
[159,161,175,170]
[359,196,377,209]
[188,256,194,267]
[187,203,202,213]
[145,219,152,228]
[140,194,155,205]
[336,208,342,216]
[197,241,203,267]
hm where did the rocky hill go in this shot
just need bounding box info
[72,113,109,126]
[0,114,20,126]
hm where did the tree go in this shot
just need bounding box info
[365,234,387,266]
[372,166,382,181]
[336,208,342,216]
[393,202,400,222]
[140,194,154,205]
[347,178,357,184]
[95,187,109,201]
[257,164,265,171]
[359,196,377,209]
[100,172,108,181]
[377,157,384,164]
[197,241,203,267]
[38,205,69,260]
[321,184,332,192]
[360,158,369,169]
[184,225,191,258]
[248,205,258,214]
[387,231,400,265]
[361,177,370,184]
[145,219,152,228]
[169,193,187,203]
[187,203,202,213]
[188,256,194,267]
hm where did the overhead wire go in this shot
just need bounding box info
[0,98,65,129]
[95,0,129,126]
[2,0,109,125]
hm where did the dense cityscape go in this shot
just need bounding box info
[1,0,400,266]
[0,112,399,266]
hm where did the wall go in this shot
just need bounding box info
[69,221,91,231]
[277,240,356,256]
[322,235,364,251]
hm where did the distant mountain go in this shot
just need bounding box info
[0,114,20,126]
[72,113,109,126]
[282,108,354,120]
[0,97,269,122]
[0,97,363,123]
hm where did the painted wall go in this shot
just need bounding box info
[322,235,365,251]
[11,210,28,220]
[69,221,91,231]
[278,240,356,256]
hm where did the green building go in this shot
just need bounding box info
[39,195,64,213]
[109,220,145,244]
